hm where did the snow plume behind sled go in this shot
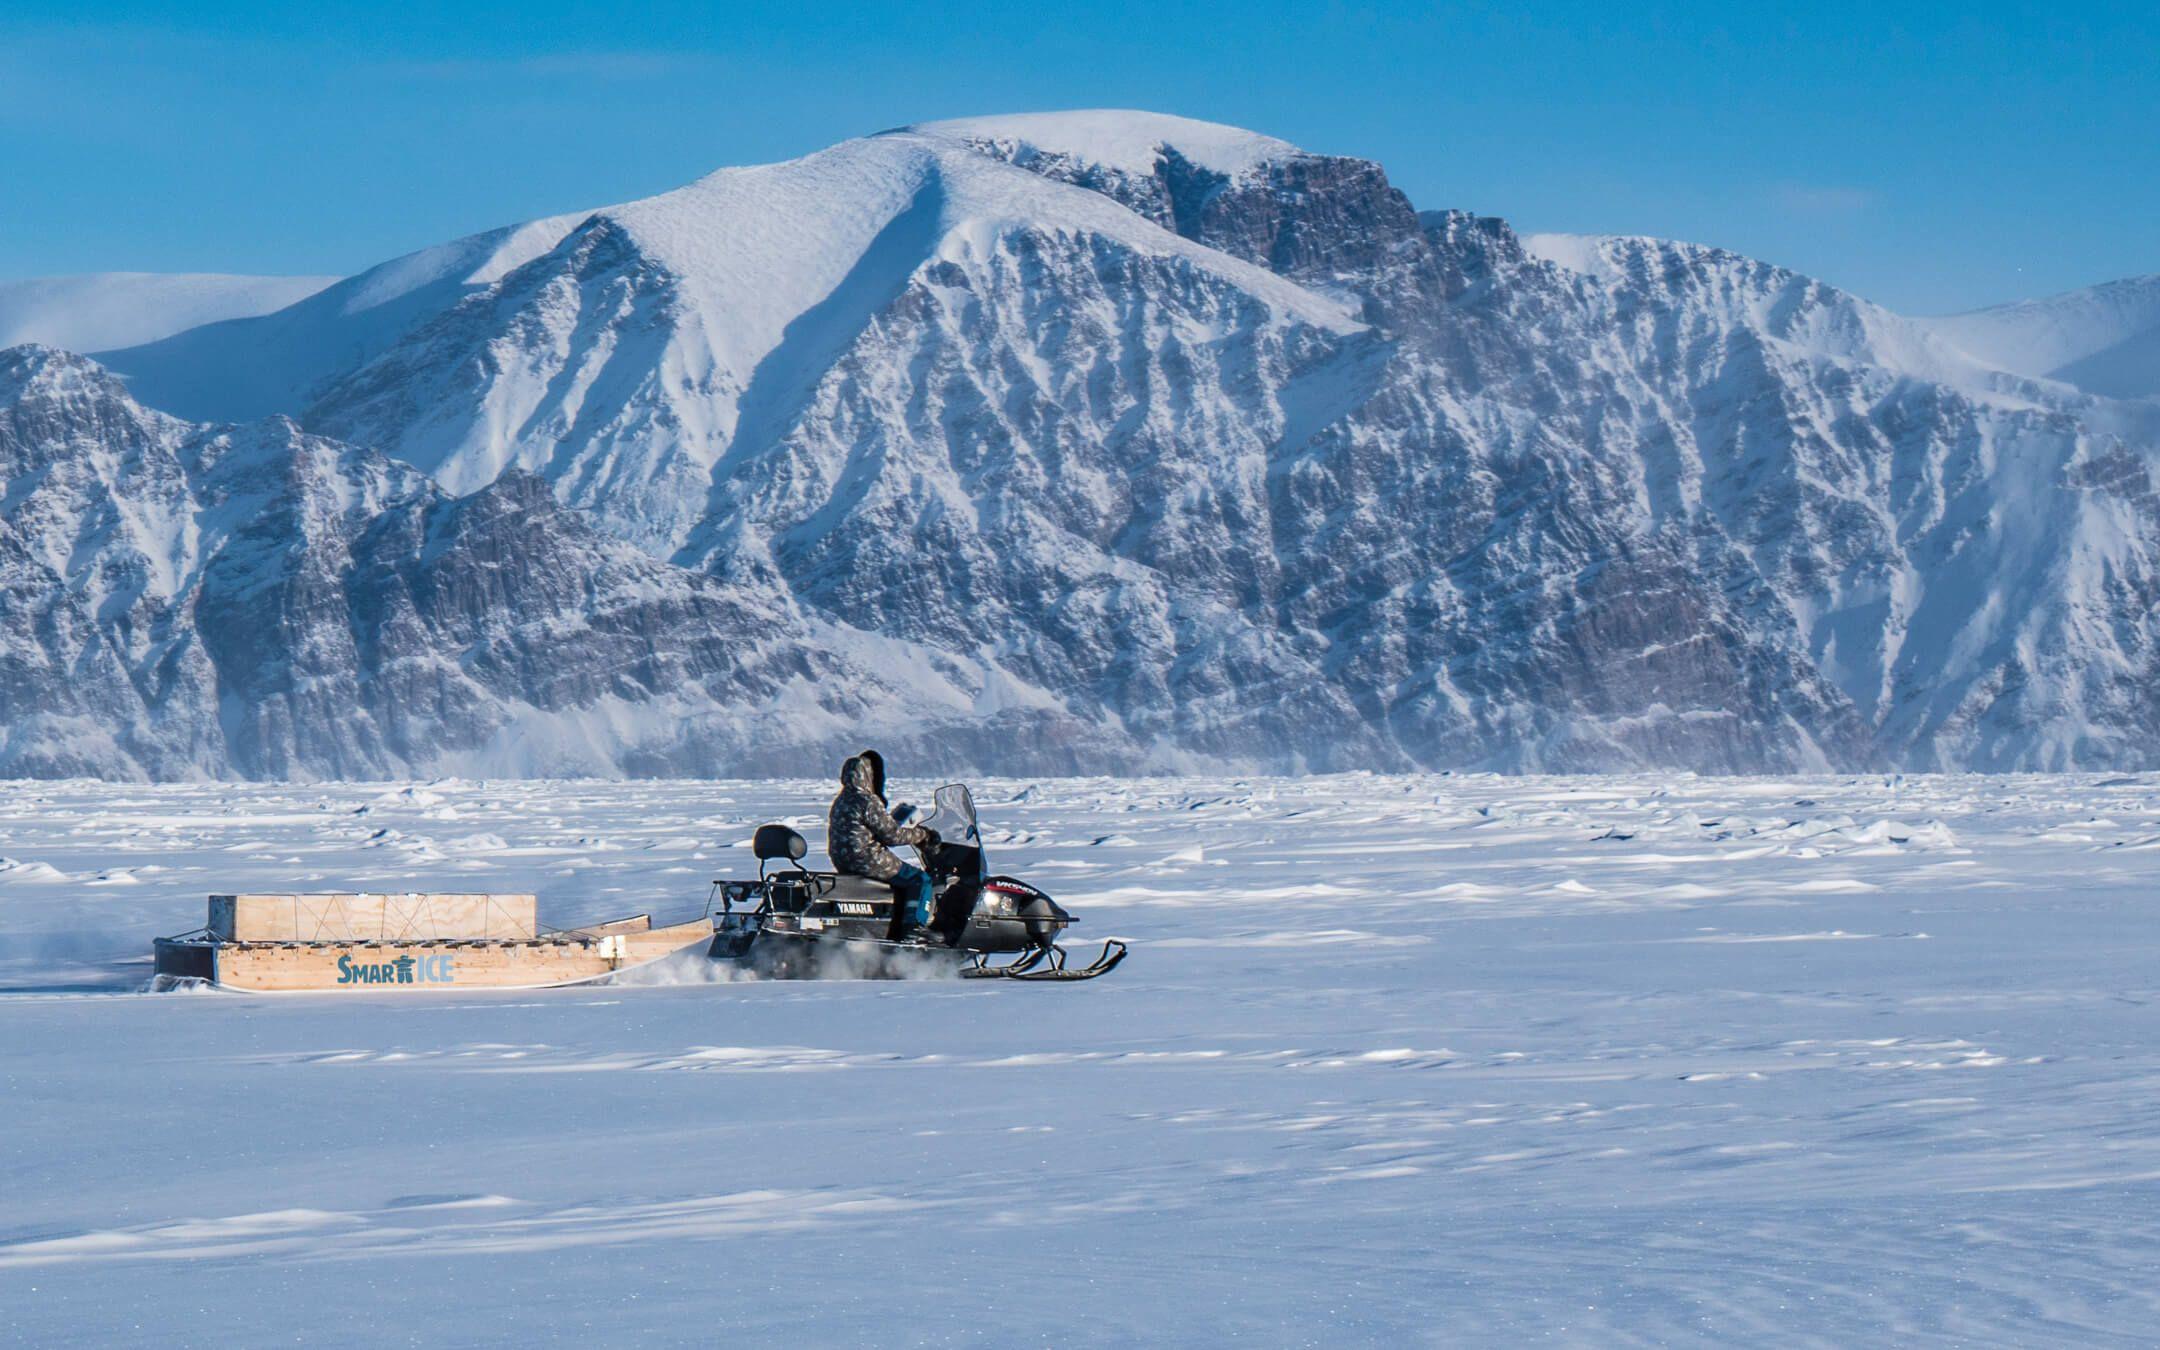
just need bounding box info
[143,974,223,995]
[735,933,965,983]
[596,944,761,987]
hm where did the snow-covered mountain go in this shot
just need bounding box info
[1916,274,2160,401]
[11,110,2160,777]
[0,272,335,355]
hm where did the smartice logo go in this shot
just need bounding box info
[336,953,457,985]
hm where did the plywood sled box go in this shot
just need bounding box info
[156,893,716,991]
[210,892,539,942]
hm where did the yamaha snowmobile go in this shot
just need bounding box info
[707,783,1127,982]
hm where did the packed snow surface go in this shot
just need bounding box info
[5,773,2159,1343]
[0,272,336,353]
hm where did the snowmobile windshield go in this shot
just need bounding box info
[918,783,985,870]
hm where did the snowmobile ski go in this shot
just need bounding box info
[962,939,1128,982]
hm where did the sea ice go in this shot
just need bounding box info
[2,772,2158,1342]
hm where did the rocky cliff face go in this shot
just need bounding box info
[0,347,1120,777]
[13,111,2160,777]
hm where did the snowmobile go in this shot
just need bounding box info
[707,783,1126,982]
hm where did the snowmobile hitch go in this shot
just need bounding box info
[962,938,1128,982]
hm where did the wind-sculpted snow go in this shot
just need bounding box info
[3,773,2160,1342]
[97,214,588,424]
[0,272,337,355]
[15,110,2160,775]
[1917,273,2160,401]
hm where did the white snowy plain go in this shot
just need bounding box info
[3,773,2158,1346]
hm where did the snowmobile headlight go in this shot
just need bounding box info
[981,882,1031,918]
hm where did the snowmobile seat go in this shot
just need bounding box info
[753,825,808,863]
[823,874,897,905]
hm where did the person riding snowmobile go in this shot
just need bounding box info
[827,750,939,942]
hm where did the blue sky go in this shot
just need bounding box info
[2,1,2152,314]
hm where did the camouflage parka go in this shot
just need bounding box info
[827,750,928,881]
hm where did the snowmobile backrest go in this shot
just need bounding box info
[753,824,808,863]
